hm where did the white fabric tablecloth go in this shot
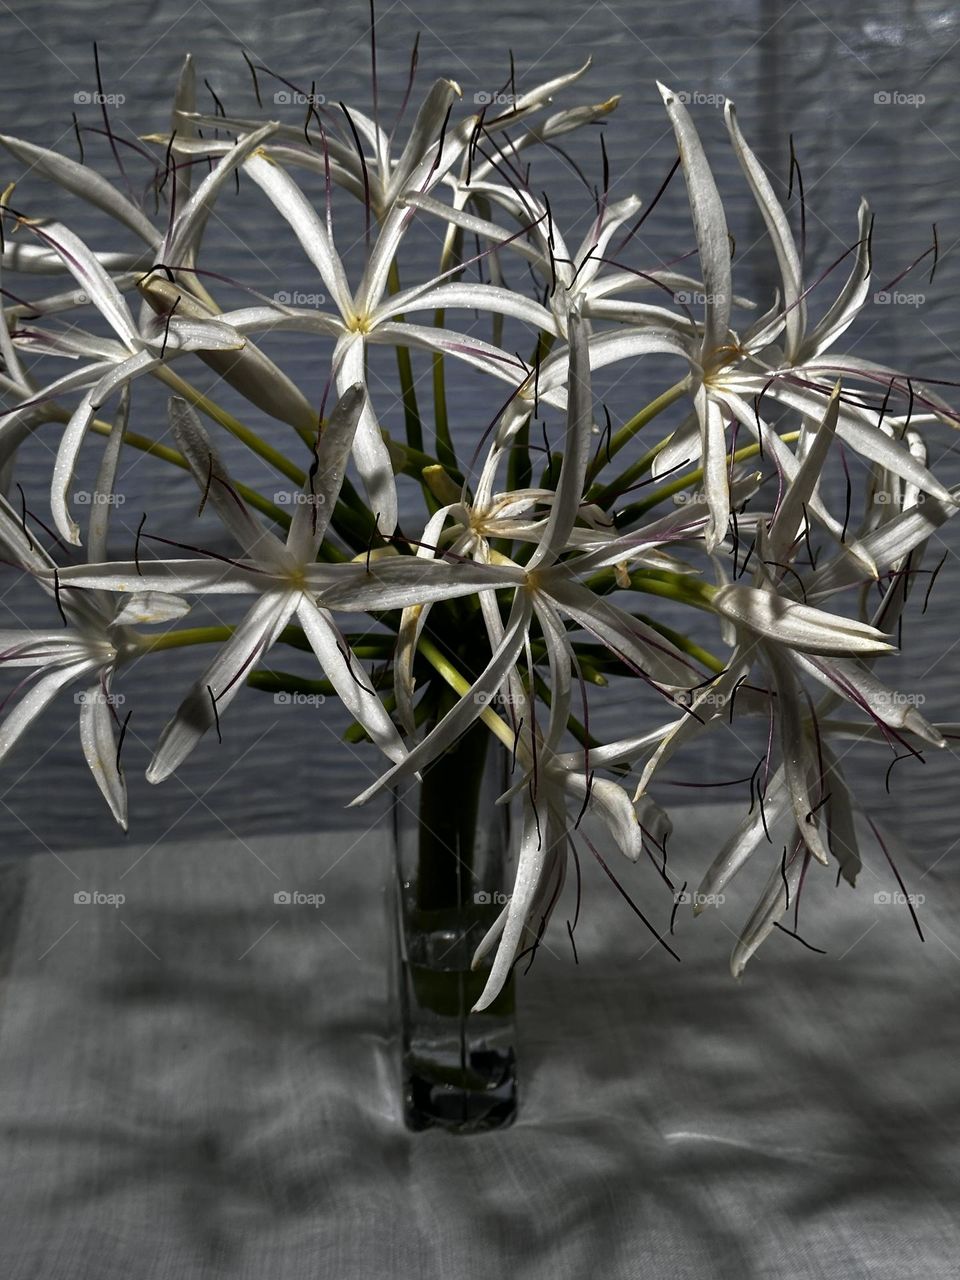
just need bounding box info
[0,804,957,1279]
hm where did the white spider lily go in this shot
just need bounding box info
[347,311,701,802]
[0,394,189,826]
[216,131,550,533]
[159,59,600,220]
[175,69,611,532]
[1,216,245,544]
[0,126,286,540]
[644,88,953,554]
[66,386,418,780]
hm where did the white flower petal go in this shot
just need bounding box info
[168,397,289,568]
[112,591,193,625]
[244,151,353,318]
[348,590,532,807]
[52,349,159,545]
[0,659,95,764]
[658,83,731,360]
[724,100,805,361]
[78,678,127,829]
[286,383,365,561]
[711,583,894,655]
[147,590,297,783]
[295,596,405,765]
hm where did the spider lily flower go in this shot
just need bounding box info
[1,215,246,545]
[0,394,189,827]
[136,273,317,433]
[160,59,602,221]
[143,67,609,531]
[348,309,701,797]
[642,87,952,555]
[387,439,697,736]
[0,123,284,540]
[51,386,426,780]
[330,314,703,1008]
[215,125,565,533]
[403,181,684,337]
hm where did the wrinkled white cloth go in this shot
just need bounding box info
[0,803,956,1279]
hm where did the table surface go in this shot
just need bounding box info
[0,804,957,1280]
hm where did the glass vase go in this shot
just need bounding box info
[390,718,517,1132]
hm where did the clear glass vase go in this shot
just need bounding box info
[390,719,517,1132]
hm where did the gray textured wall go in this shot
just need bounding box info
[0,0,958,863]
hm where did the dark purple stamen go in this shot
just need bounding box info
[772,921,825,954]
[206,685,222,743]
[115,707,133,774]
[72,112,85,164]
[585,833,681,962]
[614,154,680,254]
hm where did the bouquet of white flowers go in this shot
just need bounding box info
[0,45,955,1024]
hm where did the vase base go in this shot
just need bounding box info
[403,1047,518,1133]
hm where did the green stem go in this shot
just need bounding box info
[386,259,424,451]
[84,417,308,543]
[153,367,306,485]
[432,309,455,472]
[415,704,489,911]
[584,378,688,491]
[613,433,797,527]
